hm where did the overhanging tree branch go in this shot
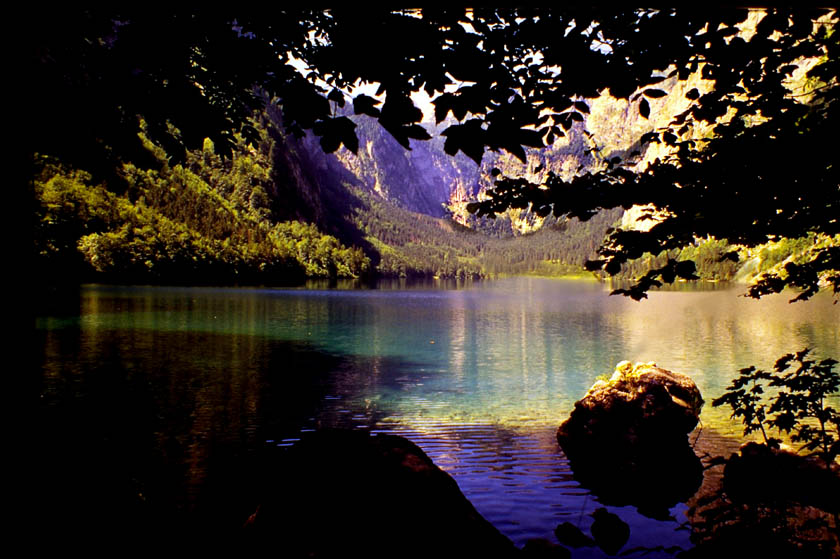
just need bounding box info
[28,7,840,299]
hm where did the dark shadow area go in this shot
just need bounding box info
[34,324,427,552]
[560,444,704,520]
[684,443,840,558]
[246,429,518,558]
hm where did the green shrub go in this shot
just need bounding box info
[713,349,840,464]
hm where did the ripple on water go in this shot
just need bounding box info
[370,420,695,555]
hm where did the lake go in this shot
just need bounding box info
[35,278,839,555]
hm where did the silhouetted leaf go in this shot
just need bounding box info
[315,116,358,154]
[640,132,659,144]
[559,113,574,130]
[505,142,528,163]
[642,88,667,98]
[639,98,650,119]
[433,92,457,123]
[328,88,345,107]
[584,259,605,272]
[404,124,432,141]
[573,101,590,114]
[353,94,381,117]
[441,119,485,164]
[518,128,545,148]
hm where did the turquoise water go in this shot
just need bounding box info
[36,278,839,555]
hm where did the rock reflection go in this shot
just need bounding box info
[560,441,704,520]
[556,362,706,519]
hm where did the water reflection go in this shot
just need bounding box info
[36,279,838,551]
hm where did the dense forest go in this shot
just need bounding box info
[347,186,620,278]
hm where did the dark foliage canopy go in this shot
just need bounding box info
[29,8,839,299]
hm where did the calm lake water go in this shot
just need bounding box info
[36,278,839,555]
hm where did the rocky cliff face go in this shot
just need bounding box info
[288,113,480,219]
[332,118,481,218]
[265,75,691,239]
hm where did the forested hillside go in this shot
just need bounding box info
[33,69,835,286]
[344,186,619,278]
[33,123,370,285]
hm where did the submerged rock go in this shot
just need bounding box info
[556,361,705,517]
[245,429,517,558]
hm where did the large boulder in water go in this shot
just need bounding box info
[245,429,517,558]
[556,361,705,518]
[558,360,704,445]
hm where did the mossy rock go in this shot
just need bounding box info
[557,361,705,517]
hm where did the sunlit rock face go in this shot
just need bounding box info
[559,361,704,442]
[556,362,705,518]
[245,429,517,558]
